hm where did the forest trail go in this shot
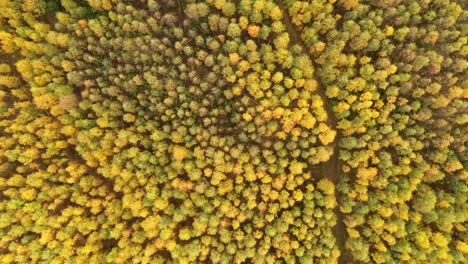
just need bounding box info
[274,1,348,262]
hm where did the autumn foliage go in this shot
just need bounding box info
[0,0,466,263]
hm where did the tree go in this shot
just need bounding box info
[173,145,188,161]
[289,160,305,175]
[274,33,290,50]
[339,137,358,150]
[227,23,242,38]
[317,179,334,196]
[412,185,436,214]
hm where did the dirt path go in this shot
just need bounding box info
[274,1,348,262]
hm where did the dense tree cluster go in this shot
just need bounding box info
[0,0,466,263]
[285,0,467,262]
[0,0,339,263]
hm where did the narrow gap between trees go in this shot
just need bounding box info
[273,1,349,262]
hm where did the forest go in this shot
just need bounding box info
[0,0,466,263]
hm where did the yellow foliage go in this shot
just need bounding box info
[300,113,316,129]
[173,145,188,161]
[340,0,359,10]
[356,167,378,185]
[317,179,334,195]
[242,112,253,121]
[21,188,37,201]
[247,25,260,38]
[239,16,248,29]
[0,31,17,53]
[456,241,468,253]
[378,206,392,218]
[289,160,305,175]
[1,253,15,264]
[304,79,317,91]
[319,129,336,145]
[347,228,360,238]
[34,93,57,109]
[346,77,366,92]
[270,6,282,20]
[385,26,394,36]
[292,189,303,201]
[7,174,25,187]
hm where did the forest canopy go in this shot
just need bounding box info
[0,0,466,263]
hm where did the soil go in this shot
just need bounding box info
[274,1,349,262]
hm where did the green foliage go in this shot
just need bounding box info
[286,0,467,262]
[0,0,341,263]
[0,0,466,263]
